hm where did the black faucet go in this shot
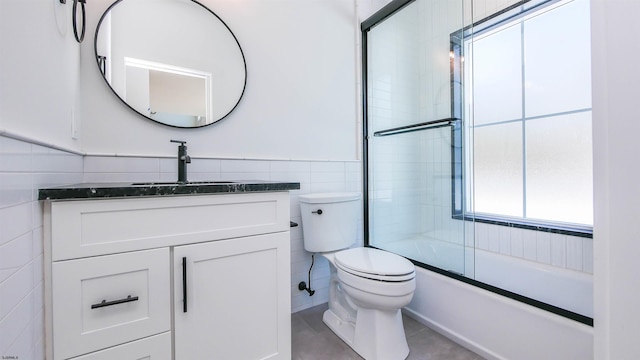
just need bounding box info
[170,140,191,183]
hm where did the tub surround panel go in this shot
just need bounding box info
[406,266,593,360]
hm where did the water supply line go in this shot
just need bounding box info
[298,254,316,296]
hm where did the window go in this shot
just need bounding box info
[452,0,592,232]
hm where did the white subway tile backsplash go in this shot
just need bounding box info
[522,229,538,261]
[498,226,511,255]
[487,224,500,253]
[536,231,551,265]
[220,172,271,181]
[32,150,82,174]
[187,173,224,182]
[464,221,475,247]
[309,181,346,193]
[0,173,33,208]
[33,172,83,189]
[270,161,311,173]
[221,159,270,173]
[83,172,159,183]
[311,286,330,306]
[159,158,176,173]
[0,285,35,354]
[566,236,584,271]
[0,203,32,247]
[551,234,567,268]
[32,228,43,259]
[0,138,83,358]
[187,158,221,174]
[583,237,594,274]
[345,162,361,173]
[509,227,524,258]
[84,156,159,174]
[0,232,33,284]
[475,223,490,250]
[270,171,310,184]
[0,260,35,321]
[291,290,313,313]
[473,223,587,273]
[0,137,32,172]
[310,161,345,173]
[310,170,345,184]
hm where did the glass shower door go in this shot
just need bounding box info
[364,0,471,276]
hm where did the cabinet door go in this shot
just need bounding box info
[174,232,291,360]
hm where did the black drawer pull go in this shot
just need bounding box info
[91,295,139,309]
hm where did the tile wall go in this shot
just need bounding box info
[0,136,83,359]
[0,135,362,358]
[473,222,593,273]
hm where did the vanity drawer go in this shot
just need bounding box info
[70,332,171,360]
[48,192,290,260]
[52,248,170,360]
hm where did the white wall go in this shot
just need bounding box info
[591,0,640,358]
[81,0,360,161]
[4,0,639,358]
[0,1,82,151]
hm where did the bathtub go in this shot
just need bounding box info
[379,237,593,318]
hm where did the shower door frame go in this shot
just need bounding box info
[360,0,593,326]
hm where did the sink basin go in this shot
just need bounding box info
[132,181,236,186]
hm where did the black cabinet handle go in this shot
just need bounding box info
[91,295,139,309]
[182,257,188,313]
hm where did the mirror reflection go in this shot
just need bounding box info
[95,0,247,128]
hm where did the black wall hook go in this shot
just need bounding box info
[72,0,86,43]
[60,0,86,43]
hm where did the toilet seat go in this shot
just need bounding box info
[335,248,415,282]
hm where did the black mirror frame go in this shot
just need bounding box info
[94,0,248,129]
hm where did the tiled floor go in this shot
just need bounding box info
[292,304,485,360]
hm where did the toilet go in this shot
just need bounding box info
[299,192,416,360]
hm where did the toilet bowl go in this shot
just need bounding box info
[299,193,416,360]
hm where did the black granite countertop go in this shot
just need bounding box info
[38,180,300,200]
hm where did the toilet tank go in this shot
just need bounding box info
[299,192,361,253]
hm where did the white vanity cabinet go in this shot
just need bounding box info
[43,191,292,360]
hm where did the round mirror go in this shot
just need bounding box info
[95,0,247,128]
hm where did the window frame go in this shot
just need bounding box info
[450,0,593,238]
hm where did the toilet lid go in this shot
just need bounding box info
[334,248,415,281]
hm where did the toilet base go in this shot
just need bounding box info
[323,307,410,360]
[323,308,356,347]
